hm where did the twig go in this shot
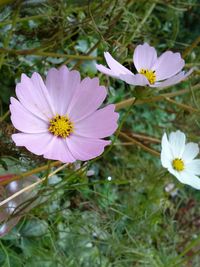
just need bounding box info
[0,161,61,186]
[119,132,160,157]
[0,163,68,208]
[165,97,200,113]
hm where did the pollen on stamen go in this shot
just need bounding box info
[140,69,156,84]
[172,158,185,172]
[48,115,74,138]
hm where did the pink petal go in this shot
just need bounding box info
[66,135,110,161]
[133,43,157,72]
[45,66,81,115]
[119,73,149,86]
[44,137,76,163]
[12,132,53,155]
[16,73,54,120]
[152,51,185,81]
[104,52,133,75]
[67,77,107,122]
[75,105,119,138]
[151,69,193,88]
[10,97,48,133]
[95,64,117,77]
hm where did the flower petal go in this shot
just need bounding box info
[182,142,199,163]
[45,66,81,115]
[67,77,107,122]
[119,73,149,86]
[104,52,132,75]
[44,137,76,163]
[95,64,118,78]
[150,69,193,88]
[166,165,200,190]
[16,73,54,120]
[161,133,173,168]
[185,160,200,175]
[168,130,186,158]
[152,51,185,81]
[133,43,157,72]
[66,135,110,161]
[75,105,119,138]
[12,132,53,155]
[178,170,200,190]
[10,97,48,133]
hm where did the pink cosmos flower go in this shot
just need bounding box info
[10,66,119,163]
[96,43,193,88]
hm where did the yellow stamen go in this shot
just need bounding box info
[172,158,185,172]
[48,115,73,138]
[139,69,156,84]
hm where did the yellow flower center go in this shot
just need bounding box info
[172,158,185,172]
[48,115,74,138]
[139,69,156,84]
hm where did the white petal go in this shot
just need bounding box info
[161,133,173,168]
[95,64,117,78]
[185,160,200,175]
[104,52,133,75]
[182,142,199,163]
[168,130,186,158]
[152,51,184,81]
[178,170,200,190]
[133,43,157,72]
[119,73,149,86]
[150,69,193,88]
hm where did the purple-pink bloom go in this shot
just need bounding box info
[96,43,193,88]
[10,66,119,163]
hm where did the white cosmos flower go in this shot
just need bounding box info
[96,43,193,88]
[161,130,200,189]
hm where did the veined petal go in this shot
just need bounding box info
[185,160,200,175]
[12,132,53,155]
[46,66,81,115]
[75,105,119,138]
[67,77,107,122]
[182,142,199,163]
[119,73,149,86]
[16,73,54,120]
[10,97,48,134]
[150,69,193,88]
[133,43,157,72]
[152,51,185,81]
[66,135,110,161]
[168,130,186,158]
[44,137,76,163]
[104,52,133,75]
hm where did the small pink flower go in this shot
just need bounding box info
[10,66,119,163]
[96,43,193,88]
